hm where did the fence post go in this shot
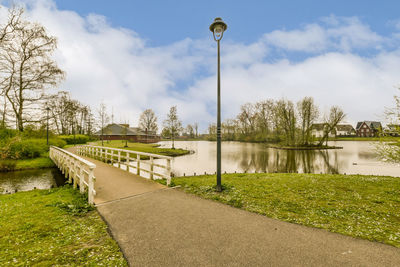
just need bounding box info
[166,159,171,186]
[73,160,77,189]
[79,163,84,193]
[136,154,140,175]
[150,156,154,180]
[110,150,114,164]
[118,151,121,168]
[88,166,95,204]
[126,153,130,172]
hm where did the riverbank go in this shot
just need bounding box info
[92,140,190,157]
[169,173,400,248]
[330,136,400,142]
[265,144,342,150]
[0,156,55,172]
[0,185,127,266]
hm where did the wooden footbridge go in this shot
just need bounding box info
[49,145,172,204]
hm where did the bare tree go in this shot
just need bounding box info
[0,7,65,131]
[138,109,158,133]
[98,102,109,146]
[297,97,319,145]
[276,99,297,146]
[318,106,345,146]
[376,89,400,162]
[163,106,182,149]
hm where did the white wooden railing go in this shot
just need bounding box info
[76,145,172,186]
[50,146,96,204]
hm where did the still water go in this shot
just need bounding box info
[158,141,400,177]
[0,168,65,194]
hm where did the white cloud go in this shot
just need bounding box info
[1,1,400,131]
[264,16,383,52]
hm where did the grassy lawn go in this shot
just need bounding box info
[330,136,400,142]
[0,186,127,266]
[92,140,190,157]
[171,173,400,247]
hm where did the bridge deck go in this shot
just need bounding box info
[67,147,165,205]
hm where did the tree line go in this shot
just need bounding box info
[207,97,345,146]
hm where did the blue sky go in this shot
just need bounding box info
[2,0,400,130]
[53,0,400,46]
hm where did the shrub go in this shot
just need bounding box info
[8,138,48,159]
[59,135,90,144]
[49,138,66,148]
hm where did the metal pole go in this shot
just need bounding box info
[216,39,222,192]
[46,109,49,146]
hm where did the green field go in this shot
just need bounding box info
[92,140,190,157]
[330,136,400,142]
[0,186,127,266]
[170,173,400,247]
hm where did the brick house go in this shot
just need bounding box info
[94,123,160,143]
[355,121,382,137]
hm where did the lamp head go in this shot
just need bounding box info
[209,17,227,41]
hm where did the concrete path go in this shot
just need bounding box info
[69,149,400,266]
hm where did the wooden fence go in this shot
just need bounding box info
[49,146,96,204]
[76,145,172,186]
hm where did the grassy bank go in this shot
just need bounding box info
[171,173,400,247]
[0,155,55,172]
[93,140,190,157]
[0,186,127,266]
[330,136,400,142]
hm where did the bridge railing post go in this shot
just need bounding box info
[150,156,154,180]
[79,162,84,193]
[126,153,130,172]
[118,151,121,168]
[166,158,171,186]
[136,154,140,176]
[88,166,95,204]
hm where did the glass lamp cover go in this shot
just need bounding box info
[213,24,224,40]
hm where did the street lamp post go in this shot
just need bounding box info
[46,107,50,146]
[209,17,227,192]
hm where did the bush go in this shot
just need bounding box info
[7,138,48,159]
[59,135,90,145]
[49,138,66,148]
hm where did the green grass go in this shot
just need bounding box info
[171,173,400,247]
[0,186,127,266]
[0,156,55,172]
[92,140,190,157]
[330,136,400,141]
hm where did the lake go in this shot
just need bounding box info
[0,168,66,194]
[158,141,400,177]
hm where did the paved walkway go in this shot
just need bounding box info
[68,148,400,266]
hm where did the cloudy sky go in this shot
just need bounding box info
[1,0,400,131]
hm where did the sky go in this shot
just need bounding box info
[1,0,400,131]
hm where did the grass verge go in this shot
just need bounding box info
[171,173,400,247]
[330,137,400,142]
[0,156,55,172]
[92,140,190,157]
[0,186,127,266]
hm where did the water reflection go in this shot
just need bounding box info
[0,168,65,194]
[158,141,400,177]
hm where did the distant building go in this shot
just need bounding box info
[94,123,160,143]
[311,123,335,138]
[335,124,356,136]
[355,121,382,137]
[383,124,400,137]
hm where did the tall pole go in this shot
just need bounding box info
[46,108,49,146]
[216,39,222,192]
